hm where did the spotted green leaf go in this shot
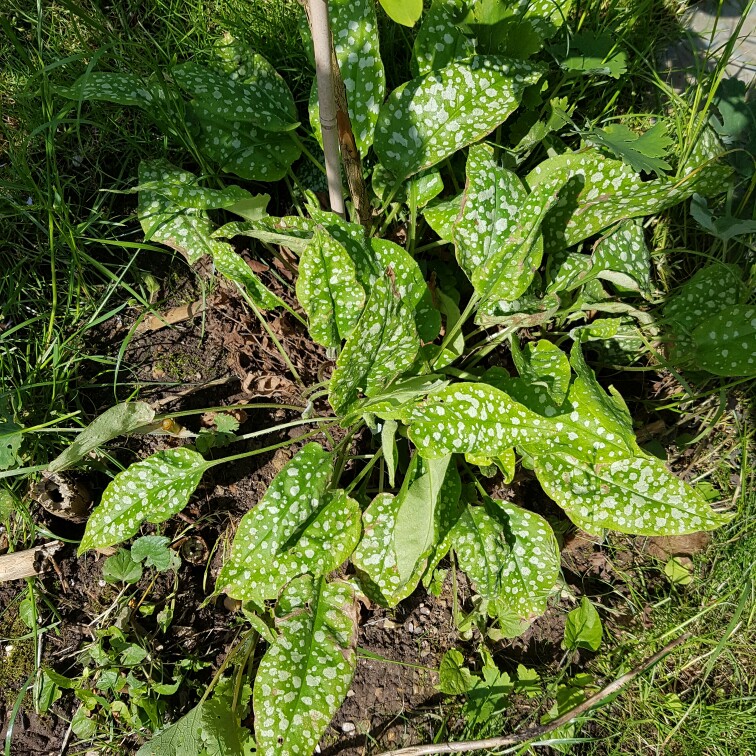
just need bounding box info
[535,452,732,536]
[329,276,421,417]
[172,57,297,131]
[0,408,22,471]
[593,221,652,296]
[353,455,462,605]
[212,246,285,310]
[189,102,301,182]
[375,56,543,179]
[372,164,444,208]
[691,305,756,377]
[511,339,570,406]
[663,263,746,364]
[254,576,358,756]
[412,0,474,76]
[58,71,162,107]
[552,31,627,78]
[453,497,560,619]
[309,0,384,154]
[137,160,229,265]
[79,448,209,553]
[219,444,361,602]
[526,143,729,252]
[296,228,366,348]
[408,383,549,459]
[423,194,462,241]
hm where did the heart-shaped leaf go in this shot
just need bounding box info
[219,444,361,603]
[296,227,366,348]
[375,56,543,179]
[535,453,733,535]
[79,448,209,553]
[329,276,421,417]
[691,305,756,376]
[254,576,358,756]
[453,497,560,619]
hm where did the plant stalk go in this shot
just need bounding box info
[306,0,345,217]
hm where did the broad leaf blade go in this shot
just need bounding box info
[59,71,160,107]
[374,56,543,179]
[691,305,756,377]
[212,246,285,310]
[453,497,560,619]
[535,453,733,535]
[510,339,570,406]
[329,276,420,417]
[48,402,155,473]
[254,576,358,756]
[593,220,652,297]
[79,448,208,552]
[589,122,672,176]
[412,0,474,76]
[378,0,423,26]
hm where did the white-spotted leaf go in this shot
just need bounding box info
[593,221,652,296]
[535,453,733,535]
[423,193,462,241]
[374,56,543,179]
[58,71,161,107]
[254,576,358,756]
[79,448,209,553]
[510,339,571,406]
[691,305,756,376]
[212,246,285,310]
[48,402,155,473]
[453,497,560,619]
[408,383,549,459]
[309,0,384,154]
[295,227,366,348]
[329,276,420,417]
[218,444,361,603]
[412,0,474,76]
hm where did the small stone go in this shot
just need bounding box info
[406,621,414,633]
[419,606,431,616]
[341,722,356,734]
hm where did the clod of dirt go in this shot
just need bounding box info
[643,532,711,561]
[31,472,91,522]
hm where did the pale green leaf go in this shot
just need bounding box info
[131,535,173,571]
[295,227,366,348]
[453,497,560,619]
[691,305,756,377]
[374,56,543,179]
[254,576,358,756]
[329,276,420,417]
[212,246,285,310]
[102,550,143,585]
[381,418,399,488]
[378,0,423,26]
[79,448,209,553]
[407,382,549,459]
[438,648,476,694]
[534,453,733,535]
[59,71,161,107]
[172,58,297,131]
[219,444,361,603]
[563,596,603,651]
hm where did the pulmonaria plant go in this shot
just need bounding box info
[61,0,753,753]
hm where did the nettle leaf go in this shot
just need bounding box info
[408,383,548,459]
[353,455,462,605]
[553,31,627,78]
[79,448,209,553]
[189,102,301,182]
[329,276,420,417]
[511,339,570,405]
[374,56,543,179]
[172,58,297,131]
[535,452,732,536]
[47,402,155,473]
[212,246,285,310]
[691,305,756,377]
[254,576,358,756]
[296,227,366,348]
[309,0,384,154]
[423,194,462,241]
[590,122,673,176]
[525,147,727,252]
[378,0,423,26]
[59,71,161,107]
[453,497,560,619]
[137,160,228,265]
[412,0,474,77]
[593,220,652,297]
[219,444,361,602]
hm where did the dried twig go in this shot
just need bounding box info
[378,633,690,756]
[0,541,63,582]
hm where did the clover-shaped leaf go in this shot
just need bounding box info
[254,576,358,756]
[79,448,209,553]
[452,497,560,619]
[375,56,543,179]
